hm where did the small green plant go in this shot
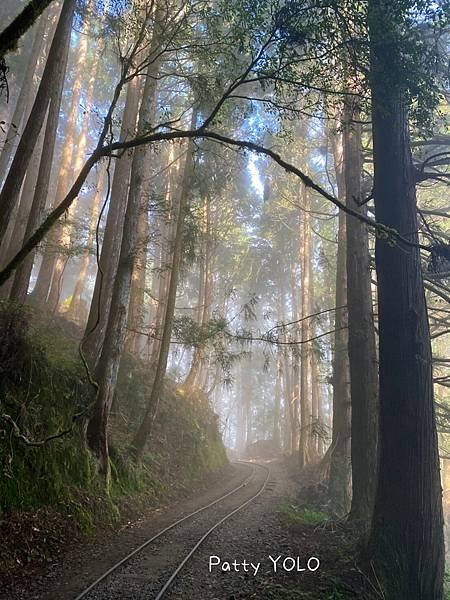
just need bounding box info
[280,503,329,526]
[263,584,313,599]
[444,572,450,600]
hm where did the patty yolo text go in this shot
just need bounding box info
[208,555,320,576]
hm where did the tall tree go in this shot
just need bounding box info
[299,187,312,468]
[183,195,213,392]
[0,0,75,249]
[0,124,45,299]
[82,74,142,364]
[328,128,351,514]
[0,11,49,187]
[132,106,198,460]
[289,250,300,455]
[147,144,180,370]
[343,99,378,526]
[9,4,72,303]
[367,0,445,596]
[33,13,98,307]
[68,165,108,319]
[86,13,165,476]
[272,350,282,449]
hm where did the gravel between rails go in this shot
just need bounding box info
[164,459,300,600]
[76,463,269,600]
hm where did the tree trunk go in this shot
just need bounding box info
[86,23,164,476]
[131,107,198,460]
[0,0,75,248]
[299,187,312,468]
[280,349,290,452]
[236,359,248,455]
[82,75,141,365]
[289,251,300,455]
[148,145,179,369]
[0,0,56,58]
[309,266,320,457]
[0,125,45,299]
[244,354,252,446]
[39,21,96,310]
[279,286,295,454]
[125,197,149,356]
[0,12,48,188]
[367,0,444,596]
[183,195,212,392]
[273,351,282,449]
[328,128,351,514]
[343,100,378,527]
[68,165,107,320]
[311,345,323,455]
[9,9,71,303]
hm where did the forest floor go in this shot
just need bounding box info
[2,459,376,600]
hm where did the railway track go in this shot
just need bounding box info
[73,461,270,600]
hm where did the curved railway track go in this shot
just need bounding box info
[74,461,270,600]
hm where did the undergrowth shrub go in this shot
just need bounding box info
[280,503,329,526]
[0,302,94,517]
[0,302,226,529]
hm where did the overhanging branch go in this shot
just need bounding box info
[0,125,434,287]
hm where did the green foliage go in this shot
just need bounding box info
[0,304,93,513]
[444,572,450,600]
[261,583,359,599]
[280,503,329,526]
[0,304,226,534]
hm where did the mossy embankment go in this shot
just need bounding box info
[0,302,226,576]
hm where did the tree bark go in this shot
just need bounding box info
[82,76,141,365]
[68,165,107,320]
[299,187,312,468]
[328,128,351,514]
[0,11,49,188]
[9,8,71,303]
[367,0,445,596]
[0,0,56,58]
[0,0,75,249]
[86,21,164,476]
[131,107,198,460]
[343,100,378,527]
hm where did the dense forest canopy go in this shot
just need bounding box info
[1,0,450,598]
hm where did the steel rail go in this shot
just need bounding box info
[73,461,261,600]
[154,461,270,599]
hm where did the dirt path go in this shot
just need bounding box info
[5,459,374,599]
[5,460,309,600]
[164,459,301,600]
[77,462,275,600]
[3,462,250,600]
[164,459,367,600]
